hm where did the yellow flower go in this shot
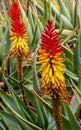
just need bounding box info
[9,2,29,60]
[9,33,29,59]
[38,20,70,103]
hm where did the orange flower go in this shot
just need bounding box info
[38,20,70,103]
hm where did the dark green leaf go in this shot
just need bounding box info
[62,115,73,130]
[65,104,81,130]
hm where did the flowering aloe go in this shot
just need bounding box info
[38,20,70,130]
[9,1,30,105]
[38,20,70,103]
[9,2,29,60]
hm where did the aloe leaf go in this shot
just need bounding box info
[1,22,10,55]
[24,86,46,127]
[70,94,79,114]
[28,6,35,34]
[49,1,74,29]
[61,29,75,36]
[3,75,36,123]
[0,89,33,122]
[17,0,28,26]
[30,3,43,32]
[0,111,18,130]
[69,0,75,26]
[40,106,49,130]
[66,68,79,82]
[46,119,55,130]
[0,44,5,68]
[24,71,52,113]
[33,45,40,94]
[42,0,48,26]
[62,115,73,130]
[70,78,81,98]
[0,12,3,21]
[0,90,43,130]
[16,118,33,130]
[0,103,34,130]
[0,126,4,130]
[74,41,79,75]
[28,22,33,43]
[62,26,77,45]
[30,25,38,52]
[36,2,44,14]
[62,45,73,62]
[23,66,33,84]
[24,85,52,128]
[78,29,81,89]
[31,90,52,112]
[72,90,81,117]
[0,121,7,130]
[76,0,81,25]
[74,28,81,89]
[58,0,71,21]
[65,104,81,130]
[0,111,33,130]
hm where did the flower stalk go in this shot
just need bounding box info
[38,20,70,130]
[9,1,30,105]
[17,58,27,105]
[52,94,62,130]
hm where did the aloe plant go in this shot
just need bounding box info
[0,0,81,130]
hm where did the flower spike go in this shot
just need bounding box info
[10,2,20,24]
[9,1,29,60]
[38,20,70,103]
[41,20,63,56]
[10,1,26,36]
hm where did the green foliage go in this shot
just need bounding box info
[65,104,81,130]
[0,0,81,130]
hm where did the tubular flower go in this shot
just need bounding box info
[38,20,70,103]
[9,2,29,59]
